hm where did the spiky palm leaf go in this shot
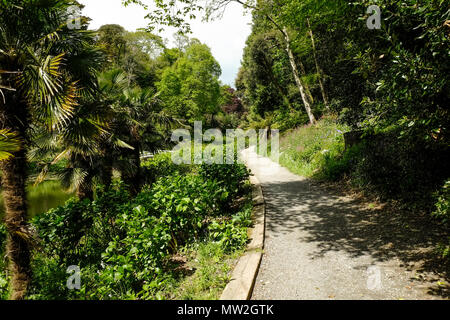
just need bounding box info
[0,129,21,160]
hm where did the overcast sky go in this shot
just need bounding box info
[78,0,252,87]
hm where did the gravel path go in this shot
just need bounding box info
[241,147,445,300]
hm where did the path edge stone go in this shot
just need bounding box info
[220,173,265,300]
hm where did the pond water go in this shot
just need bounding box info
[0,180,74,218]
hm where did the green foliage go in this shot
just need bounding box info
[237,0,449,209]
[0,129,20,161]
[26,160,251,299]
[436,241,450,260]
[433,180,450,225]
[433,180,450,261]
[208,221,248,253]
[0,224,8,300]
[208,202,253,253]
[141,152,191,186]
[179,242,233,300]
[279,117,450,203]
[278,116,349,178]
[97,24,128,64]
[157,41,222,125]
[33,198,93,264]
[199,162,250,200]
[232,202,253,228]
[0,0,103,127]
[96,24,163,87]
[160,241,239,300]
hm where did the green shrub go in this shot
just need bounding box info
[26,157,252,300]
[432,180,450,261]
[319,144,362,181]
[95,172,245,299]
[27,256,72,300]
[144,175,229,243]
[208,220,248,253]
[436,240,450,260]
[278,117,450,204]
[199,163,250,200]
[231,202,253,228]
[96,205,171,299]
[350,130,450,203]
[33,198,93,264]
[433,180,450,225]
[141,152,191,186]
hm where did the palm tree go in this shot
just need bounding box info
[98,69,178,196]
[30,98,108,201]
[120,86,185,195]
[0,0,101,299]
[0,130,20,161]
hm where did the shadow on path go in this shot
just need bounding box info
[261,177,449,298]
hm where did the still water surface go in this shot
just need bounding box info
[0,180,73,218]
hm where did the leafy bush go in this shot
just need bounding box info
[208,201,253,253]
[208,221,248,253]
[33,198,92,264]
[94,172,247,299]
[95,204,171,299]
[348,129,450,203]
[436,241,450,260]
[27,256,73,300]
[28,184,134,300]
[199,163,250,199]
[32,183,131,265]
[432,180,450,261]
[433,180,450,225]
[141,152,191,186]
[278,117,450,204]
[231,202,253,228]
[27,161,251,300]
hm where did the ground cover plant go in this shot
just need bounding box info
[0,153,252,300]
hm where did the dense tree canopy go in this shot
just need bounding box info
[157,41,222,125]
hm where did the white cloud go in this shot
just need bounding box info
[78,0,252,86]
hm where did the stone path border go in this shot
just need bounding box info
[220,174,266,300]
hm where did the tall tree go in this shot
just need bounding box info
[157,41,222,126]
[99,69,176,196]
[306,18,328,109]
[0,0,101,299]
[124,0,317,124]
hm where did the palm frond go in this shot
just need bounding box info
[0,129,21,160]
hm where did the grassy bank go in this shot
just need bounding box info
[277,116,350,180]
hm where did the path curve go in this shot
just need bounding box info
[241,147,442,300]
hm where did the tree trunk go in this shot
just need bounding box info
[100,155,113,189]
[123,141,141,197]
[0,146,31,300]
[296,58,314,105]
[307,18,329,109]
[76,174,94,201]
[283,27,317,124]
[235,0,317,124]
[74,157,94,201]
[0,86,32,299]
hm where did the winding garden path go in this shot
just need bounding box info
[241,147,446,300]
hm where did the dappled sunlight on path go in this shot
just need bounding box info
[241,148,448,300]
